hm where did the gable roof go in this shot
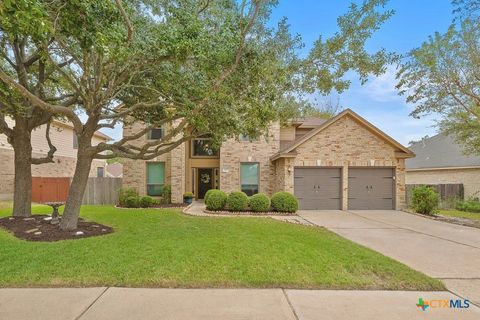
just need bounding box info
[271,108,414,161]
[406,134,480,169]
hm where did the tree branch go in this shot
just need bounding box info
[0,67,83,132]
[31,121,57,164]
[114,0,133,43]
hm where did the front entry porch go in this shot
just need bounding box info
[193,168,219,199]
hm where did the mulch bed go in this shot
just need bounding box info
[116,203,188,209]
[204,209,297,216]
[0,215,113,242]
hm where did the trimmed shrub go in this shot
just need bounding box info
[249,193,271,212]
[161,185,172,204]
[204,189,217,203]
[455,200,480,213]
[411,185,439,215]
[125,195,140,208]
[226,191,249,211]
[205,190,227,211]
[140,196,155,208]
[271,192,298,213]
[118,187,138,206]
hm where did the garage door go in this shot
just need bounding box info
[294,167,342,210]
[348,168,395,210]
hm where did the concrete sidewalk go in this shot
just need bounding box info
[0,287,479,320]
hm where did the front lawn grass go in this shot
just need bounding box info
[0,205,443,290]
[438,209,480,221]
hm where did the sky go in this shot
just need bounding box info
[267,0,453,145]
[103,0,454,145]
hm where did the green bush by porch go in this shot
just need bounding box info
[0,205,442,290]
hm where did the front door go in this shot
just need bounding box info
[197,168,214,199]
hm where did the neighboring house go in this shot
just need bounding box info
[0,118,111,200]
[106,163,123,178]
[123,109,414,210]
[406,134,480,199]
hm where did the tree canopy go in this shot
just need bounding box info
[0,0,396,228]
[397,0,480,154]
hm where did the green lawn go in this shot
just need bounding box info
[438,209,480,221]
[0,205,443,290]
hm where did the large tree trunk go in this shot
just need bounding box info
[12,120,33,217]
[59,151,93,230]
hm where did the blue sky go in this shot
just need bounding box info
[267,0,453,144]
[104,0,453,145]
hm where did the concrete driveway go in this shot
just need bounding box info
[299,209,480,306]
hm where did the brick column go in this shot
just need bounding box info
[342,165,349,210]
[170,143,186,203]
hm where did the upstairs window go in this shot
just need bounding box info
[97,167,104,178]
[146,162,165,196]
[192,138,219,157]
[239,134,258,142]
[240,163,259,196]
[148,127,164,140]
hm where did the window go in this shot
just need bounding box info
[146,162,165,196]
[148,127,164,140]
[239,134,257,142]
[97,167,104,177]
[240,163,259,196]
[192,139,219,157]
[73,133,78,149]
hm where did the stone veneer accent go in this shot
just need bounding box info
[0,148,105,200]
[219,123,281,195]
[282,115,407,209]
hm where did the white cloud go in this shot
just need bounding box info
[362,65,403,103]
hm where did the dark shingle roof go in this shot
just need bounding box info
[406,134,480,169]
[297,117,327,128]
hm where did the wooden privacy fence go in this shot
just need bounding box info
[82,177,123,205]
[32,177,70,203]
[406,183,464,208]
[32,177,122,205]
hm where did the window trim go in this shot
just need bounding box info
[147,126,164,140]
[190,138,219,158]
[146,162,165,196]
[239,134,258,143]
[240,162,260,196]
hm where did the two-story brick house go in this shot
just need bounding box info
[122,109,415,210]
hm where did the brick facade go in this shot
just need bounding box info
[219,123,280,195]
[122,111,411,208]
[280,115,407,209]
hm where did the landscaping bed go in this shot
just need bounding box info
[0,215,113,242]
[204,209,296,216]
[116,203,187,209]
[0,205,443,290]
